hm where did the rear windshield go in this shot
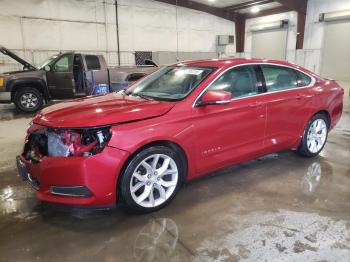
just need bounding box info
[125,66,214,101]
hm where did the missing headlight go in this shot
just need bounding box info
[24,126,111,160]
[47,127,111,157]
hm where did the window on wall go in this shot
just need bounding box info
[261,65,299,92]
[135,51,152,65]
[208,65,258,99]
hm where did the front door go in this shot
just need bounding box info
[192,65,266,177]
[46,54,75,99]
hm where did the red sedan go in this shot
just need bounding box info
[17,58,344,212]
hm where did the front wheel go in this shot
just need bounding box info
[120,146,184,213]
[297,114,329,157]
[14,87,43,113]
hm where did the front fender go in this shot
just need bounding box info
[7,78,49,100]
[108,119,197,179]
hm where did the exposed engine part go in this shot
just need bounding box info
[48,132,70,157]
[24,126,111,162]
[96,130,104,144]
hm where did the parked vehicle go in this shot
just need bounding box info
[0,46,157,112]
[16,58,344,212]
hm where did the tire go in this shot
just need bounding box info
[14,87,43,113]
[297,113,329,157]
[120,146,185,213]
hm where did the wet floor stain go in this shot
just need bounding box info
[195,210,350,261]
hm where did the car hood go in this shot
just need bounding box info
[0,46,37,70]
[33,93,176,128]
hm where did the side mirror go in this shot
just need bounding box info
[44,65,51,72]
[197,90,232,106]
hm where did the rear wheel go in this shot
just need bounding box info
[120,146,184,213]
[297,114,328,157]
[14,87,43,113]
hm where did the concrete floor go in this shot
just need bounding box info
[0,82,349,262]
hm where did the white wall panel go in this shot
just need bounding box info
[251,29,288,60]
[320,21,350,80]
[21,18,61,50]
[117,0,235,54]
[244,11,297,63]
[301,0,350,75]
[0,0,235,72]
[0,15,23,49]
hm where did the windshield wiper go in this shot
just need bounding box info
[124,91,154,100]
[119,89,127,95]
[134,93,154,100]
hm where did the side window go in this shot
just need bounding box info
[85,55,101,70]
[53,55,70,72]
[261,65,298,92]
[126,73,146,82]
[296,71,312,87]
[208,65,258,99]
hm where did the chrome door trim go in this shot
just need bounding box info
[192,62,316,108]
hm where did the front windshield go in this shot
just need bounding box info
[39,55,58,69]
[125,66,214,101]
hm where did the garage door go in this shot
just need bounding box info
[321,21,350,80]
[251,28,287,60]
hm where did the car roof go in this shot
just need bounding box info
[173,58,301,70]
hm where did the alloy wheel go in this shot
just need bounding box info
[20,93,39,109]
[130,154,178,208]
[306,118,327,153]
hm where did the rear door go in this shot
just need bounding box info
[192,65,266,176]
[260,64,314,153]
[46,54,75,99]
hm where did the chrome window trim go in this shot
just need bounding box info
[192,62,316,108]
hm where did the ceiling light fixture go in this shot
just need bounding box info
[251,6,260,14]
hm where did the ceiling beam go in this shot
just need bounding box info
[275,1,308,49]
[153,0,237,22]
[243,6,290,19]
[275,0,308,14]
[226,0,274,11]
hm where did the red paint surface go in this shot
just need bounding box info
[22,58,344,207]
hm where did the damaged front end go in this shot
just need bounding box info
[24,126,111,163]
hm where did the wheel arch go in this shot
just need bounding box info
[294,109,331,149]
[312,109,331,128]
[9,78,49,101]
[116,139,189,204]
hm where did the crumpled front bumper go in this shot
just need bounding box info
[16,146,129,207]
